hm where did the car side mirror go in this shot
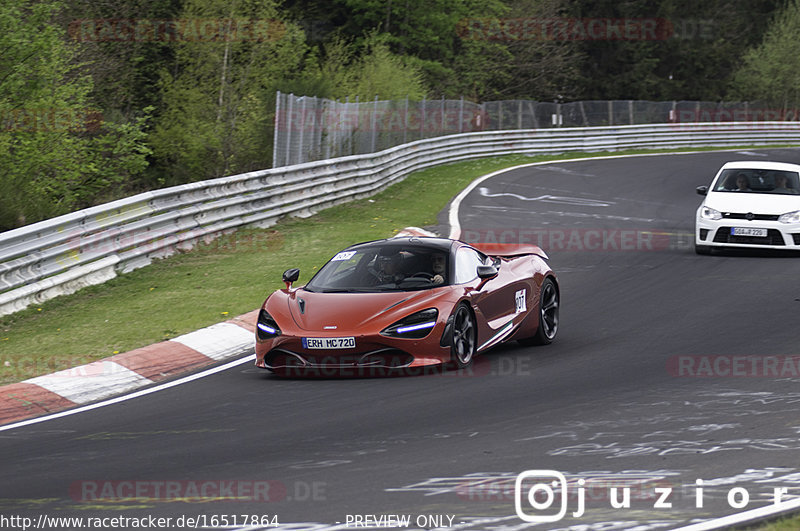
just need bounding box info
[282,268,300,288]
[477,265,498,279]
[475,265,498,290]
[696,186,708,196]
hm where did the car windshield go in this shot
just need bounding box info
[305,243,450,292]
[712,169,800,195]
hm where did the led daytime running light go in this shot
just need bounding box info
[396,321,436,334]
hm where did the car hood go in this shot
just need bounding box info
[704,192,800,214]
[281,288,448,332]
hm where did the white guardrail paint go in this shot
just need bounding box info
[2,122,800,316]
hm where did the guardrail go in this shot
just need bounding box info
[2,122,800,316]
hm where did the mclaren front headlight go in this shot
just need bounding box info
[380,308,438,339]
[256,309,282,340]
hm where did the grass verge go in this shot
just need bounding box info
[753,513,800,530]
[0,146,793,385]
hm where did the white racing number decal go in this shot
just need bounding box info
[331,251,357,261]
[515,289,526,313]
[303,337,356,349]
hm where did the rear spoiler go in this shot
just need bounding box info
[470,242,548,260]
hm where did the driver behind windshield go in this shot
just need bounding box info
[431,253,446,285]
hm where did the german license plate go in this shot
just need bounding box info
[731,227,768,237]
[302,337,356,349]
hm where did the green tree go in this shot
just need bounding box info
[148,0,308,184]
[0,0,150,231]
[333,0,509,98]
[472,0,581,100]
[55,0,182,122]
[302,33,427,101]
[564,0,780,101]
[731,0,800,108]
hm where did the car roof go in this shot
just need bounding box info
[719,161,800,173]
[344,236,456,254]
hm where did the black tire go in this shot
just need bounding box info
[521,277,559,346]
[449,304,476,368]
[695,243,712,255]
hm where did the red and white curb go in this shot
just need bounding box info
[0,309,258,426]
[394,227,438,238]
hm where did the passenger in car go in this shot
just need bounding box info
[772,174,798,194]
[373,250,404,284]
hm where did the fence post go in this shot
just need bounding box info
[404,95,409,143]
[441,96,445,133]
[345,97,352,156]
[354,95,360,155]
[372,95,378,153]
[608,100,613,126]
[499,102,504,130]
[298,97,307,164]
[529,101,538,129]
[421,96,426,139]
[324,98,331,160]
[273,90,281,168]
[284,93,293,166]
[459,96,464,133]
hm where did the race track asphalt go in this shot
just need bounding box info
[2,148,800,530]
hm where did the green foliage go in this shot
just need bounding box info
[730,0,800,107]
[147,0,308,184]
[335,0,508,98]
[315,33,428,100]
[565,0,781,101]
[0,0,151,230]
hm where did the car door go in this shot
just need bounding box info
[454,246,519,333]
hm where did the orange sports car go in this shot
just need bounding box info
[254,236,559,376]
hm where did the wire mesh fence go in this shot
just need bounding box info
[273,92,800,167]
